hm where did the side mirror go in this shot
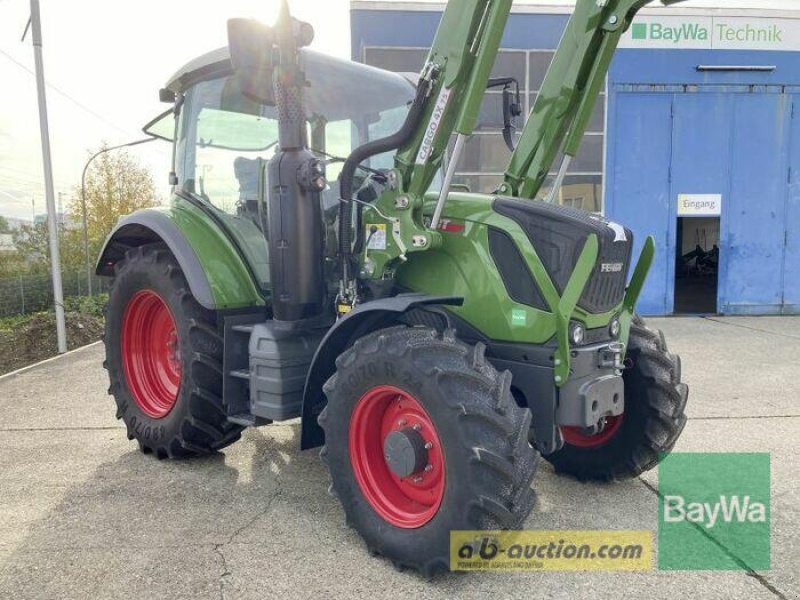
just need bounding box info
[227,9,315,108]
[159,88,176,104]
[501,84,522,152]
[487,77,522,151]
[227,18,278,104]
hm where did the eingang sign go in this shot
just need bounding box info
[621,16,800,52]
[678,194,722,217]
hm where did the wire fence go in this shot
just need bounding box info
[0,271,110,319]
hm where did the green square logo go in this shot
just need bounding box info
[658,453,770,570]
[511,309,527,327]
[632,23,648,40]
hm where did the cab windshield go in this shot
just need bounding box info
[175,50,415,211]
[161,49,416,290]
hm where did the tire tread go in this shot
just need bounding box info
[104,243,243,459]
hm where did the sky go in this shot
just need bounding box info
[0,0,350,222]
[1,0,791,222]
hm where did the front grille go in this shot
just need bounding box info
[488,227,548,311]
[581,231,632,313]
[584,325,614,345]
[492,197,633,315]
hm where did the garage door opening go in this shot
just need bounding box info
[675,217,720,314]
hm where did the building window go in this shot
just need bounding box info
[363,46,605,213]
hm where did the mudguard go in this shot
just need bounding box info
[300,294,463,450]
[96,204,265,310]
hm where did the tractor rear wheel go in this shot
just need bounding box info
[104,244,243,458]
[545,315,688,481]
[319,326,539,576]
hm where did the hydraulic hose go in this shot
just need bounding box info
[338,78,433,285]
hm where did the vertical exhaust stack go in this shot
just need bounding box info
[267,2,326,324]
[229,4,327,325]
[227,7,329,427]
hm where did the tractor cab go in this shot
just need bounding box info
[144,47,416,291]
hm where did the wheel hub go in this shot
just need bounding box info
[561,414,623,448]
[121,289,181,419]
[348,385,445,529]
[383,428,428,479]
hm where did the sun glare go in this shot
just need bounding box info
[250,0,281,26]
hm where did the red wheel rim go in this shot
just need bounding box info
[561,415,623,448]
[121,290,181,419]
[348,385,445,529]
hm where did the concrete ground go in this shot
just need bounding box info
[0,316,797,600]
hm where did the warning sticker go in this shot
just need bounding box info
[366,224,387,250]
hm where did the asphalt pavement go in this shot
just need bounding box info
[0,316,797,599]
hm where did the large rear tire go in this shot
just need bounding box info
[319,326,539,576]
[104,244,243,458]
[545,316,688,481]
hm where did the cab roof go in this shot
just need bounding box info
[163,47,416,122]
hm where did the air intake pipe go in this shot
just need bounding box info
[338,77,433,286]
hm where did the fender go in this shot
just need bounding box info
[96,204,265,310]
[300,293,463,450]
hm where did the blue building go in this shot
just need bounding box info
[351,0,800,316]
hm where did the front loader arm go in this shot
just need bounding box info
[393,0,513,198]
[379,0,693,204]
[353,0,686,289]
[379,0,686,210]
[500,0,652,200]
[350,0,514,288]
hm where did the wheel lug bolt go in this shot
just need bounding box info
[424,442,433,450]
[424,464,433,472]
[412,423,421,431]
[398,419,406,426]
[413,476,423,483]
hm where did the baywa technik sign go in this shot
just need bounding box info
[621,16,800,51]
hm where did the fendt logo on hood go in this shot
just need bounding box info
[600,263,623,274]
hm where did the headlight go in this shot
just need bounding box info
[609,316,621,338]
[569,322,586,346]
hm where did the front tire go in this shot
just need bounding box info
[319,326,539,576]
[104,244,243,458]
[545,316,688,481]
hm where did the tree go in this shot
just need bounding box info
[0,216,10,234]
[69,146,159,263]
[12,221,52,266]
[11,212,80,274]
[7,147,157,277]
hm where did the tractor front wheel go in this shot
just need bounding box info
[545,316,688,481]
[104,244,243,458]
[319,326,539,576]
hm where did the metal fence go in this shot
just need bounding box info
[0,271,110,318]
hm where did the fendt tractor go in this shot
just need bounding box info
[98,0,689,574]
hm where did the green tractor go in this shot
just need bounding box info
[98,0,688,574]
